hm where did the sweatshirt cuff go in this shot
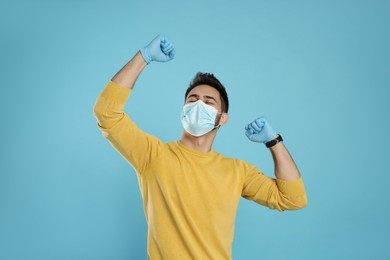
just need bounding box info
[100,80,132,104]
[275,176,306,197]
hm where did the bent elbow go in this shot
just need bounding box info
[93,105,108,130]
[275,194,308,211]
[292,199,307,210]
[93,98,125,130]
[286,195,308,211]
[93,98,107,119]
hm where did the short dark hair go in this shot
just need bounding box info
[185,72,229,113]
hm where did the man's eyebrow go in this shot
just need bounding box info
[187,94,217,102]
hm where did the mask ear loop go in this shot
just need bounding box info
[213,112,224,131]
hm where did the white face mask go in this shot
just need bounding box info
[180,100,220,137]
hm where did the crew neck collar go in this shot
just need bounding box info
[176,141,218,158]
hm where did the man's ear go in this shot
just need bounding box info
[218,113,229,127]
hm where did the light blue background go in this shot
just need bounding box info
[1,0,389,259]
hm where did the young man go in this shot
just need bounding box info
[93,35,307,260]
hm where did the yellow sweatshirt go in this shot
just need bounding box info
[93,81,308,260]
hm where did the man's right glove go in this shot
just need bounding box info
[140,34,176,64]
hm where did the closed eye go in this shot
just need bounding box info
[186,94,199,103]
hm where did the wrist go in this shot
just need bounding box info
[265,134,283,148]
[140,47,152,64]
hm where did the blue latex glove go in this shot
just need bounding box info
[245,117,277,143]
[140,34,175,64]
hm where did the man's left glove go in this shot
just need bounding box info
[140,34,176,64]
[245,116,276,143]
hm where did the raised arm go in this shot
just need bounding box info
[245,117,300,180]
[243,117,307,210]
[93,34,175,174]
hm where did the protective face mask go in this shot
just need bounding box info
[180,100,220,137]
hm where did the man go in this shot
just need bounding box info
[93,34,307,260]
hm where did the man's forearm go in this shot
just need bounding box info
[269,135,301,180]
[111,51,147,90]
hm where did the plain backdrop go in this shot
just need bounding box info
[1,0,389,259]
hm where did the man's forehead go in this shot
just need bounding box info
[187,85,220,98]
